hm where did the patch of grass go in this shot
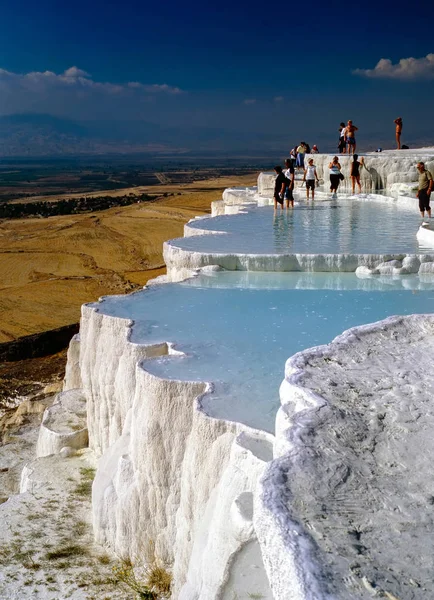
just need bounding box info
[72,466,96,497]
[80,467,96,479]
[27,513,43,521]
[72,520,88,536]
[45,544,88,560]
[98,554,112,565]
[145,565,172,596]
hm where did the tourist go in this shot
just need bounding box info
[311,145,319,154]
[273,165,287,210]
[296,142,306,170]
[304,142,311,154]
[394,117,403,150]
[416,162,433,220]
[303,158,320,201]
[329,156,342,198]
[290,146,297,166]
[338,122,346,154]
[284,158,295,208]
[350,154,364,194]
[345,120,358,155]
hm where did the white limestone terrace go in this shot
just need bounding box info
[86,271,434,433]
[257,314,434,600]
[56,269,434,600]
[163,149,434,279]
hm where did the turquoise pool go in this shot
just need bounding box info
[92,272,434,432]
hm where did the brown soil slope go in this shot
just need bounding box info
[0,174,255,342]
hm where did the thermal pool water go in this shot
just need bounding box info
[176,199,432,255]
[92,271,434,432]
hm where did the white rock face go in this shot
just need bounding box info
[36,389,88,458]
[77,301,274,599]
[257,314,434,599]
[64,333,82,390]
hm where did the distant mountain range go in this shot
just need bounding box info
[0,113,300,157]
[0,114,189,156]
[0,113,432,157]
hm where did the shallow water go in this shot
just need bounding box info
[93,272,434,432]
[177,199,430,254]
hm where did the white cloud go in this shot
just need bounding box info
[243,98,256,105]
[0,66,185,117]
[274,96,283,102]
[353,53,434,80]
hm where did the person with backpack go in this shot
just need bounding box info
[284,158,295,208]
[416,161,433,220]
[273,165,287,210]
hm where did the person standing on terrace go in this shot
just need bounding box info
[296,142,306,170]
[345,120,358,155]
[303,158,320,201]
[394,117,403,149]
[329,156,342,198]
[350,154,364,194]
[338,122,346,154]
[273,165,287,210]
[284,158,295,208]
[416,162,433,220]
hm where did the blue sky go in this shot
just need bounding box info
[0,0,433,151]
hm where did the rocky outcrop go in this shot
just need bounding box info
[36,389,88,458]
[257,314,434,600]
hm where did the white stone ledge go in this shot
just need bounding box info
[36,389,88,458]
[257,314,434,600]
[164,240,434,278]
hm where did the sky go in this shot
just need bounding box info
[0,0,433,152]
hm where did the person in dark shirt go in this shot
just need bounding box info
[273,165,287,210]
[284,158,295,208]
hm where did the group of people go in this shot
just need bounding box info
[273,158,433,220]
[273,154,365,209]
[290,143,319,170]
[291,117,405,168]
[338,117,404,153]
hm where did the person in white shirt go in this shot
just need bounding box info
[302,158,320,201]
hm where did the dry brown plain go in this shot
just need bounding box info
[0,174,256,342]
